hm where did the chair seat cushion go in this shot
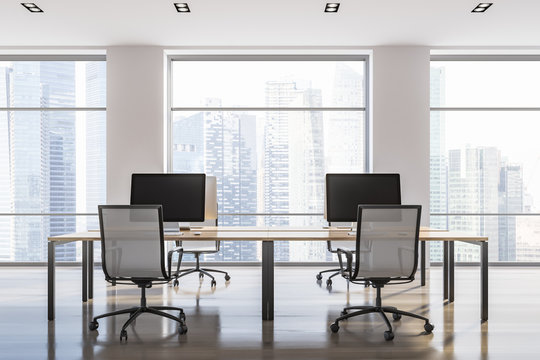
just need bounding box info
[182,241,218,252]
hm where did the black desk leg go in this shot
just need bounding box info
[421,241,426,286]
[449,241,454,303]
[443,241,449,300]
[82,241,88,302]
[88,241,94,300]
[262,241,274,321]
[48,242,55,321]
[481,241,488,321]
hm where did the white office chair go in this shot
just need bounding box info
[316,239,352,286]
[329,205,434,341]
[173,218,230,287]
[173,176,230,287]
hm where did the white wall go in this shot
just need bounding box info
[106,46,165,203]
[105,46,431,223]
[372,46,431,225]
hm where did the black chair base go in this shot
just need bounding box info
[316,268,369,287]
[89,284,187,342]
[316,268,342,286]
[175,253,230,287]
[329,286,434,341]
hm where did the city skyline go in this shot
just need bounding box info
[172,62,364,261]
[430,64,539,262]
[0,60,106,262]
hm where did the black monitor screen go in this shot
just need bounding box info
[130,174,206,222]
[325,174,401,222]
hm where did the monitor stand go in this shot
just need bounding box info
[178,222,191,231]
[163,222,182,235]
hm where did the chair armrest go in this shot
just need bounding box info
[336,248,353,279]
[167,246,183,278]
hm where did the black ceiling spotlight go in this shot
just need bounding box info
[174,3,191,13]
[472,3,493,13]
[325,3,340,13]
[21,3,43,13]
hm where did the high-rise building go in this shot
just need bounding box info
[325,63,364,172]
[447,147,501,261]
[3,61,77,261]
[41,62,77,261]
[263,80,326,261]
[85,62,107,261]
[429,66,448,262]
[498,163,523,261]
[173,99,258,261]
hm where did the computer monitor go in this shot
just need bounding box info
[324,173,401,223]
[130,173,206,231]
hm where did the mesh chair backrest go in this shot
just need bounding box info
[353,205,421,280]
[98,205,167,280]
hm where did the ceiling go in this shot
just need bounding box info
[0,0,538,47]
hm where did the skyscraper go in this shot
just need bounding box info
[498,163,523,261]
[447,147,500,261]
[263,80,326,261]
[85,62,107,261]
[3,61,77,261]
[172,99,258,261]
[429,66,448,261]
[325,63,364,172]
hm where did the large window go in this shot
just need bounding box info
[430,57,540,262]
[0,57,106,262]
[170,56,368,261]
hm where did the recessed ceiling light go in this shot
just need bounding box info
[174,3,191,13]
[21,3,43,13]
[472,3,493,13]
[325,3,340,13]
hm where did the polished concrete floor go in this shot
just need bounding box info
[0,266,538,360]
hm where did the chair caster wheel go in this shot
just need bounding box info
[384,331,394,341]
[211,280,217,287]
[340,310,348,316]
[326,279,332,287]
[173,279,179,287]
[120,330,128,342]
[179,312,186,322]
[199,273,204,279]
[316,274,322,281]
[424,322,434,334]
[330,322,340,333]
[392,313,402,321]
[89,321,99,331]
[178,324,188,335]
[225,274,231,281]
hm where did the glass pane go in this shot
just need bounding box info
[0,112,106,262]
[172,61,365,108]
[430,111,540,262]
[0,215,100,262]
[431,61,540,107]
[0,61,106,108]
[430,215,540,263]
[198,215,330,262]
[172,110,365,214]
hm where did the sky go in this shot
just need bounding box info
[171,61,364,108]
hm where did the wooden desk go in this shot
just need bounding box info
[47,227,488,322]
